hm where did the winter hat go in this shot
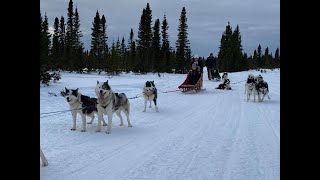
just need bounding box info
[192,63,197,70]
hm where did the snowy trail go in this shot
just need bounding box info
[40,70,280,180]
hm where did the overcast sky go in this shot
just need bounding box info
[40,0,279,57]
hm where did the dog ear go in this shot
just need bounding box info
[106,80,108,84]
[97,80,99,85]
[65,87,69,93]
[77,91,81,102]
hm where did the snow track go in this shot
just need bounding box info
[41,70,280,180]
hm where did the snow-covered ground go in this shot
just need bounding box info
[40,69,280,180]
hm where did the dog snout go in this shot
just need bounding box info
[100,90,103,93]
[66,97,70,102]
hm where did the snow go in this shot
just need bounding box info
[40,69,280,180]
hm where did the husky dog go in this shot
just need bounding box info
[216,78,231,90]
[221,72,228,82]
[143,81,159,112]
[95,80,132,134]
[40,147,48,166]
[255,76,271,102]
[61,88,107,132]
[245,74,256,102]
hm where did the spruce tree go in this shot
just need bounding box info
[274,48,280,68]
[101,15,108,71]
[128,28,136,73]
[121,36,127,71]
[151,18,161,72]
[51,17,60,70]
[65,0,75,70]
[59,16,66,69]
[136,3,153,73]
[217,22,232,72]
[161,14,171,72]
[73,6,84,72]
[176,6,191,74]
[40,12,52,85]
[91,10,102,72]
[257,44,262,68]
[230,25,243,72]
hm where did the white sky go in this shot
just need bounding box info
[40,69,280,179]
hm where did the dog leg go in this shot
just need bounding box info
[123,104,132,127]
[116,110,124,126]
[267,94,271,99]
[143,99,147,112]
[102,118,107,126]
[87,114,94,124]
[106,112,113,134]
[149,100,152,108]
[153,99,159,112]
[96,113,103,132]
[245,85,247,94]
[81,114,86,132]
[71,111,77,131]
[40,147,48,166]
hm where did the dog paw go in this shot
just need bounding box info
[119,123,123,126]
[96,129,101,132]
[142,110,146,112]
[71,128,76,131]
[128,124,133,127]
[42,162,48,167]
[81,129,86,132]
[87,122,92,124]
[106,131,111,134]
[103,124,108,126]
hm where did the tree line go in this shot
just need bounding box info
[40,0,280,84]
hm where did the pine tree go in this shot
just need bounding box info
[40,12,52,85]
[73,6,84,72]
[121,36,127,71]
[51,17,60,70]
[253,50,258,70]
[73,6,83,49]
[100,15,108,71]
[91,10,102,72]
[274,48,280,68]
[151,18,161,72]
[230,25,243,72]
[217,22,233,72]
[161,14,171,72]
[176,6,191,74]
[136,3,153,73]
[257,44,262,68]
[128,28,136,73]
[59,16,66,69]
[65,0,75,70]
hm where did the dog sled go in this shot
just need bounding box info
[210,68,221,81]
[178,71,204,93]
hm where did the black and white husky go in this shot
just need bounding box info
[255,76,271,102]
[216,77,231,90]
[61,88,107,132]
[143,81,159,112]
[95,80,132,134]
[40,147,48,166]
[245,74,256,102]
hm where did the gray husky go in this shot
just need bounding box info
[95,80,132,134]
